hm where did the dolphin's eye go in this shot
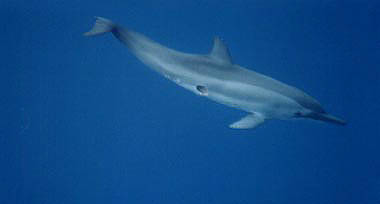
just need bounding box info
[294,111,302,117]
[196,85,208,95]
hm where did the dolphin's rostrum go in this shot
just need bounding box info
[85,17,346,129]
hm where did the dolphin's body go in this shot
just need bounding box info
[85,17,346,129]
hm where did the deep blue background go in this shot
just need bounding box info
[2,0,380,203]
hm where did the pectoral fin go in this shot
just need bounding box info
[229,114,265,129]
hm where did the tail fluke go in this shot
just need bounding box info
[84,17,115,37]
[309,113,347,126]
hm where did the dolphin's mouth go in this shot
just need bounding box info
[196,85,208,96]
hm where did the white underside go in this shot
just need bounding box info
[175,78,304,119]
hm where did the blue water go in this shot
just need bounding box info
[2,0,380,203]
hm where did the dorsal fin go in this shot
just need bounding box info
[209,36,233,64]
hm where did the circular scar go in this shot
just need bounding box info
[196,85,208,96]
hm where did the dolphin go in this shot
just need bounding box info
[84,17,346,129]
